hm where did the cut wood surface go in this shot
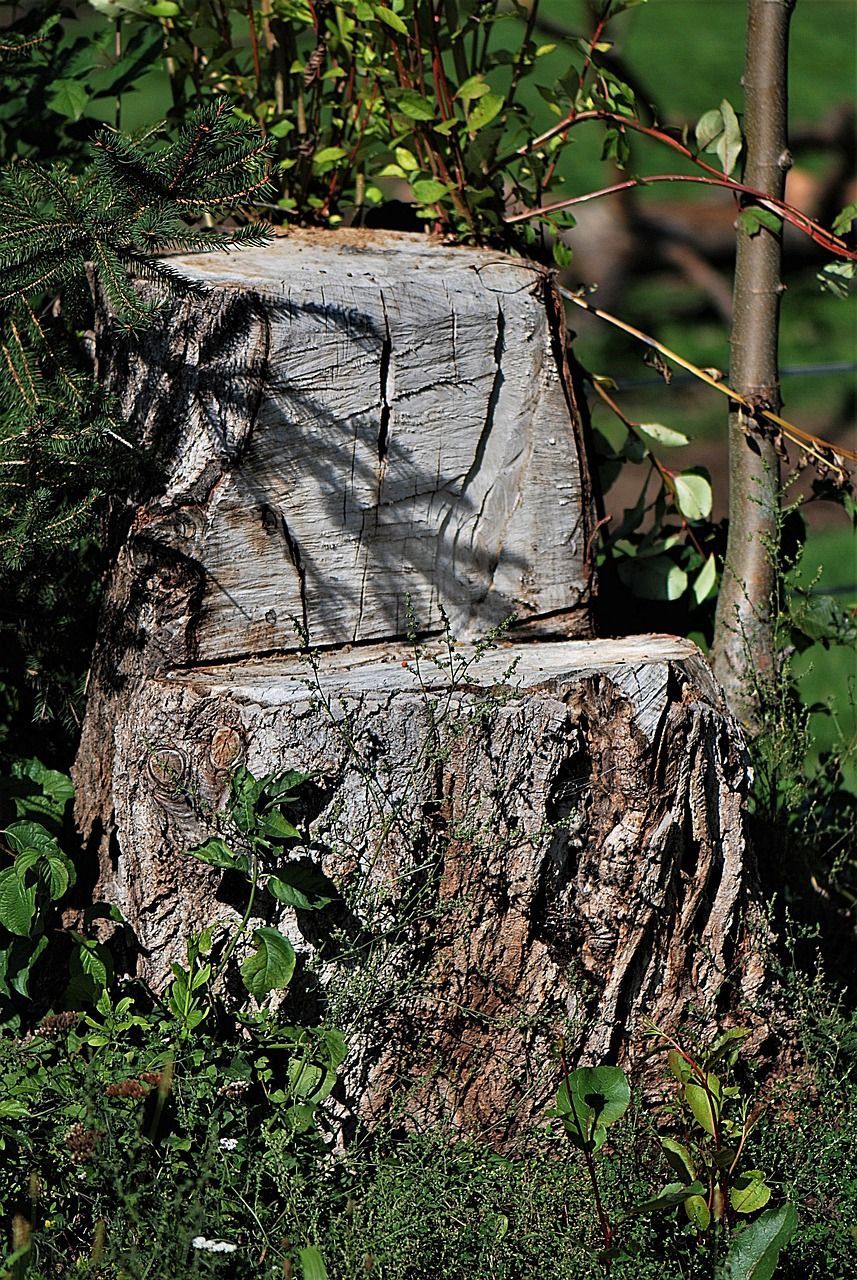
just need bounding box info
[99,229,595,663]
[86,633,768,1143]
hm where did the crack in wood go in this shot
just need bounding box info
[280,514,309,640]
[377,292,393,470]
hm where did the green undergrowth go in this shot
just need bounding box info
[0,974,854,1279]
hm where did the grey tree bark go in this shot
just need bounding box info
[712,0,795,726]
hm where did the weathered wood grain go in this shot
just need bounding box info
[100,230,595,662]
[90,634,768,1144]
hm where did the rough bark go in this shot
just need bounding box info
[84,634,769,1145]
[712,0,795,726]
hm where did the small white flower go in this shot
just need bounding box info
[219,1137,239,1151]
[191,1237,238,1254]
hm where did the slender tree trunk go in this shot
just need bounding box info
[712,0,795,727]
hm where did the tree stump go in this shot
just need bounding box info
[74,231,771,1143]
[80,634,767,1144]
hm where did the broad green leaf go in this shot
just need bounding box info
[394,147,419,172]
[456,75,490,103]
[730,1172,772,1215]
[186,839,248,873]
[684,1194,711,1231]
[241,927,296,1002]
[43,854,71,900]
[468,93,503,132]
[719,1203,798,1280]
[637,422,689,447]
[667,1049,692,1083]
[692,554,718,606]
[412,178,449,204]
[373,4,408,35]
[832,201,857,235]
[696,108,724,151]
[46,78,89,122]
[0,1099,31,1119]
[5,821,63,860]
[716,99,743,176]
[297,1246,328,1280]
[6,935,48,998]
[11,760,74,819]
[624,1181,706,1217]
[312,146,348,169]
[738,207,783,237]
[259,810,301,841]
[287,1059,336,1102]
[661,1137,696,1183]
[69,934,112,993]
[268,868,333,912]
[674,470,713,521]
[685,1081,719,1136]
[556,1065,630,1147]
[395,90,436,121]
[0,867,37,936]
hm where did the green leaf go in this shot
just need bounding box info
[685,1081,719,1136]
[456,75,490,103]
[411,178,449,204]
[832,201,857,235]
[11,760,74,820]
[468,93,504,132]
[297,1246,328,1280]
[661,1137,696,1183]
[258,810,301,841]
[186,839,248,873]
[5,821,63,861]
[0,1099,31,1120]
[719,1203,798,1280]
[241,927,296,1002]
[716,99,742,175]
[312,146,348,170]
[637,422,689,447]
[373,4,408,35]
[46,78,89,122]
[667,1049,692,1083]
[396,90,436,121]
[696,108,724,151]
[738,207,783,237]
[43,854,71,900]
[556,1065,630,1147]
[692,554,718,606]
[0,867,37,936]
[684,1193,711,1231]
[730,1172,772,1215]
[69,933,112,994]
[394,147,419,173]
[267,863,334,912]
[817,260,856,298]
[624,1181,706,1217]
[673,470,713,521]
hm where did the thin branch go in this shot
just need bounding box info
[559,287,857,475]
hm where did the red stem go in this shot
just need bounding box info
[507,173,856,259]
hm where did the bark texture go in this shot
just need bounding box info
[712,0,794,725]
[82,634,769,1145]
[97,229,595,660]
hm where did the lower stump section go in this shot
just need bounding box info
[80,634,770,1145]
